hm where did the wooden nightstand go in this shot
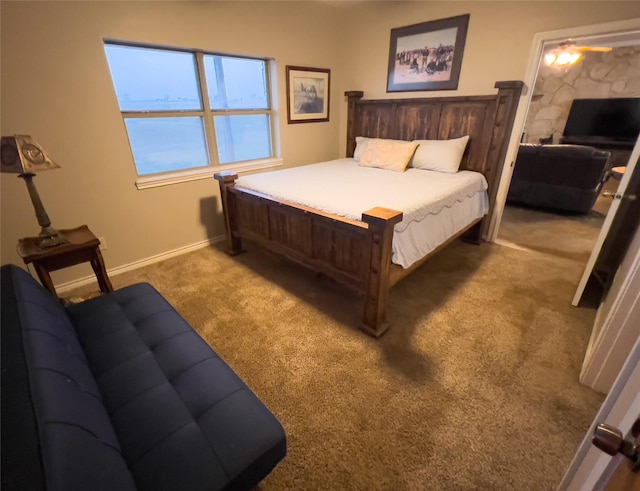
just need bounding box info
[17,225,113,300]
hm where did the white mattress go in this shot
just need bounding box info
[235,158,488,268]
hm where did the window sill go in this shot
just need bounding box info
[135,158,284,190]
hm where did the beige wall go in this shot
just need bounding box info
[1,1,345,285]
[2,1,639,287]
[337,2,640,152]
[340,2,640,96]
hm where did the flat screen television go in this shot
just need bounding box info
[562,97,640,143]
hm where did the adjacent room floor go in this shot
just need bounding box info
[497,177,618,264]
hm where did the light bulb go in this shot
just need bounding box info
[556,52,573,66]
[569,53,582,65]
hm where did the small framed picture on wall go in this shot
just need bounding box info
[286,66,330,124]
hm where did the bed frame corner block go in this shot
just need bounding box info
[214,171,244,256]
[214,171,238,184]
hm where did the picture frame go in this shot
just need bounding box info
[286,66,330,124]
[387,14,470,93]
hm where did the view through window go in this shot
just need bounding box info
[104,42,274,176]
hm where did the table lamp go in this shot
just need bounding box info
[1,135,69,248]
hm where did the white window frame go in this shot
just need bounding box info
[104,41,282,189]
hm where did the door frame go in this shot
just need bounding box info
[486,17,640,243]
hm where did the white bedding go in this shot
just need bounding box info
[235,158,488,268]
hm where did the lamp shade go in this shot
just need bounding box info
[1,135,60,174]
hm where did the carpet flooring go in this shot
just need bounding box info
[70,236,605,490]
[497,179,616,263]
[497,204,605,263]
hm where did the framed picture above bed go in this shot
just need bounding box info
[387,14,469,93]
[286,66,330,124]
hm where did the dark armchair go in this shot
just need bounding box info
[507,143,611,214]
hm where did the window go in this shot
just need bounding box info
[103,42,280,187]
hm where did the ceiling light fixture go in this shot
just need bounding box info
[544,51,583,66]
[544,41,612,67]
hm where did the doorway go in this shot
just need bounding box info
[484,20,640,488]
[490,22,640,380]
[496,32,640,278]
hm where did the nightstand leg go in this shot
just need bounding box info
[90,248,113,293]
[32,264,59,299]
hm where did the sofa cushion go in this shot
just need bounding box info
[533,144,610,189]
[66,283,286,491]
[1,264,136,491]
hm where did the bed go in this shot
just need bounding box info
[214,81,523,337]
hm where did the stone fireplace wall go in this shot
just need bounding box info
[523,46,640,145]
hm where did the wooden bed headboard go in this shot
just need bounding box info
[345,81,524,211]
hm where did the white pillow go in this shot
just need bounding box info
[358,138,418,172]
[411,136,470,173]
[353,136,369,162]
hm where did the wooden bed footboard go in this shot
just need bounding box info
[215,80,523,337]
[215,171,402,337]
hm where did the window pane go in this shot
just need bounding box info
[204,56,268,110]
[214,115,271,164]
[105,44,201,111]
[124,117,209,175]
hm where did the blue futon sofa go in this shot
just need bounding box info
[1,264,286,490]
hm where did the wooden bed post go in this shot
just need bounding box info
[361,207,403,338]
[482,81,525,235]
[214,171,244,255]
[345,91,364,157]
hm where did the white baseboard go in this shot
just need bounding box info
[55,235,226,294]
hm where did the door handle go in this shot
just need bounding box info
[592,422,640,472]
[602,191,637,200]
